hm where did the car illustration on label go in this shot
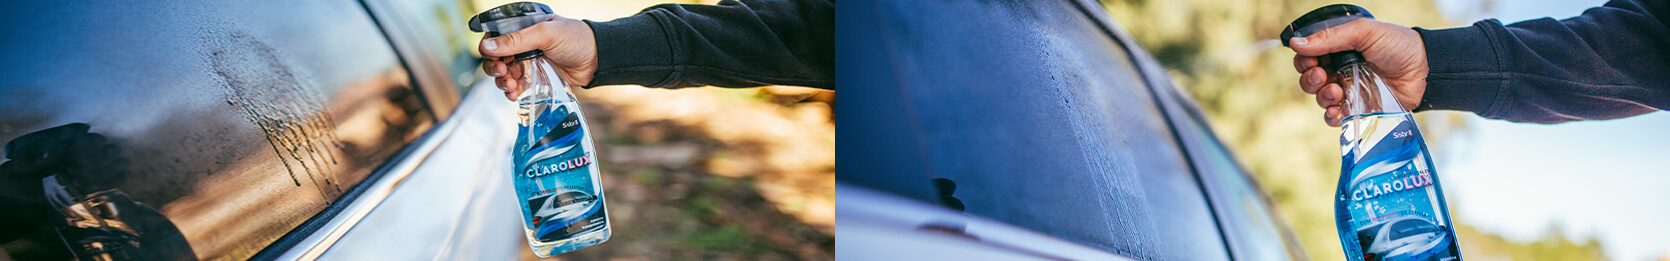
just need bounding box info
[1355,216,1454,261]
[529,190,597,226]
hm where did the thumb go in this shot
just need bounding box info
[1289,18,1380,57]
[479,24,552,58]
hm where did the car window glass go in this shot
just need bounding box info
[1390,219,1436,239]
[0,0,431,259]
[379,0,484,92]
[838,0,1228,259]
[1176,101,1303,261]
[1360,226,1380,245]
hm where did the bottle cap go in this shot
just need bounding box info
[469,2,559,62]
[1281,4,1374,70]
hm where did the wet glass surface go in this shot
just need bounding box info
[838,0,1227,259]
[0,0,431,259]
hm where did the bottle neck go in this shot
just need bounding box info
[513,55,572,103]
[1335,62,1407,118]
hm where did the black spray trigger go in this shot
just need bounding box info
[1281,4,1375,70]
[469,2,556,34]
[471,2,557,60]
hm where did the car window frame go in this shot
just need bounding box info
[355,0,470,121]
[1068,0,1310,259]
[1064,0,1238,258]
[1389,219,1437,239]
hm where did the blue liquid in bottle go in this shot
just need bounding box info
[471,2,610,257]
[1332,63,1461,261]
[1281,4,1464,260]
[511,58,611,256]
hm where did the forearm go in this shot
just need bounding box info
[582,0,834,90]
[1414,0,1670,123]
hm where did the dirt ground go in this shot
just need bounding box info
[523,86,834,261]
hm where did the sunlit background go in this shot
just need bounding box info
[1099,0,1670,260]
[465,1,834,260]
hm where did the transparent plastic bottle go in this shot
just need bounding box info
[1283,5,1462,261]
[469,2,610,257]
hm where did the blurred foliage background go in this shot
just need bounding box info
[466,1,834,260]
[1095,0,1614,260]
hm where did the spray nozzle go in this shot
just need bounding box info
[469,2,559,62]
[1281,4,1374,71]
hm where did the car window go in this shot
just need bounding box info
[1359,221,1386,245]
[1389,219,1438,239]
[1175,106,1305,261]
[374,0,484,93]
[0,0,431,259]
[837,0,1228,259]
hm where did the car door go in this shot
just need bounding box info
[0,0,435,259]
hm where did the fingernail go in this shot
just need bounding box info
[482,38,498,52]
[1326,92,1335,101]
[1291,37,1308,46]
[1309,73,1322,86]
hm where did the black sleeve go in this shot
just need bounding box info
[580,0,833,90]
[1412,0,1670,123]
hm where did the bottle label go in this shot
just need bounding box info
[514,103,608,243]
[1337,114,1460,261]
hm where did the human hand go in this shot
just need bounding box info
[1289,18,1428,127]
[479,16,598,101]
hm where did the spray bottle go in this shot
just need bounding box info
[470,2,610,256]
[1282,4,1462,261]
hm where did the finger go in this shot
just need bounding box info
[482,60,505,77]
[505,60,525,80]
[495,77,521,101]
[478,34,503,59]
[1293,55,1319,73]
[495,76,514,93]
[1316,83,1343,109]
[1300,67,1330,94]
[506,81,526,101]
[479,21,558,58]
[492,76,508,91]
[507,78,525,97]
[1325,106,1343,127]
[1289,18,1383,57]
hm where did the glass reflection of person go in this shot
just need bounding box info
[0,123,196,261]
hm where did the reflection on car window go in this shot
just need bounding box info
[0,0,432,259]
[380,0,484,92]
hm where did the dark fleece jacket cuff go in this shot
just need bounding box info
[584,11,675,88]
[1413,19,1510,116]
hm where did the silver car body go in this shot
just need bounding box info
[281,81,526,260]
